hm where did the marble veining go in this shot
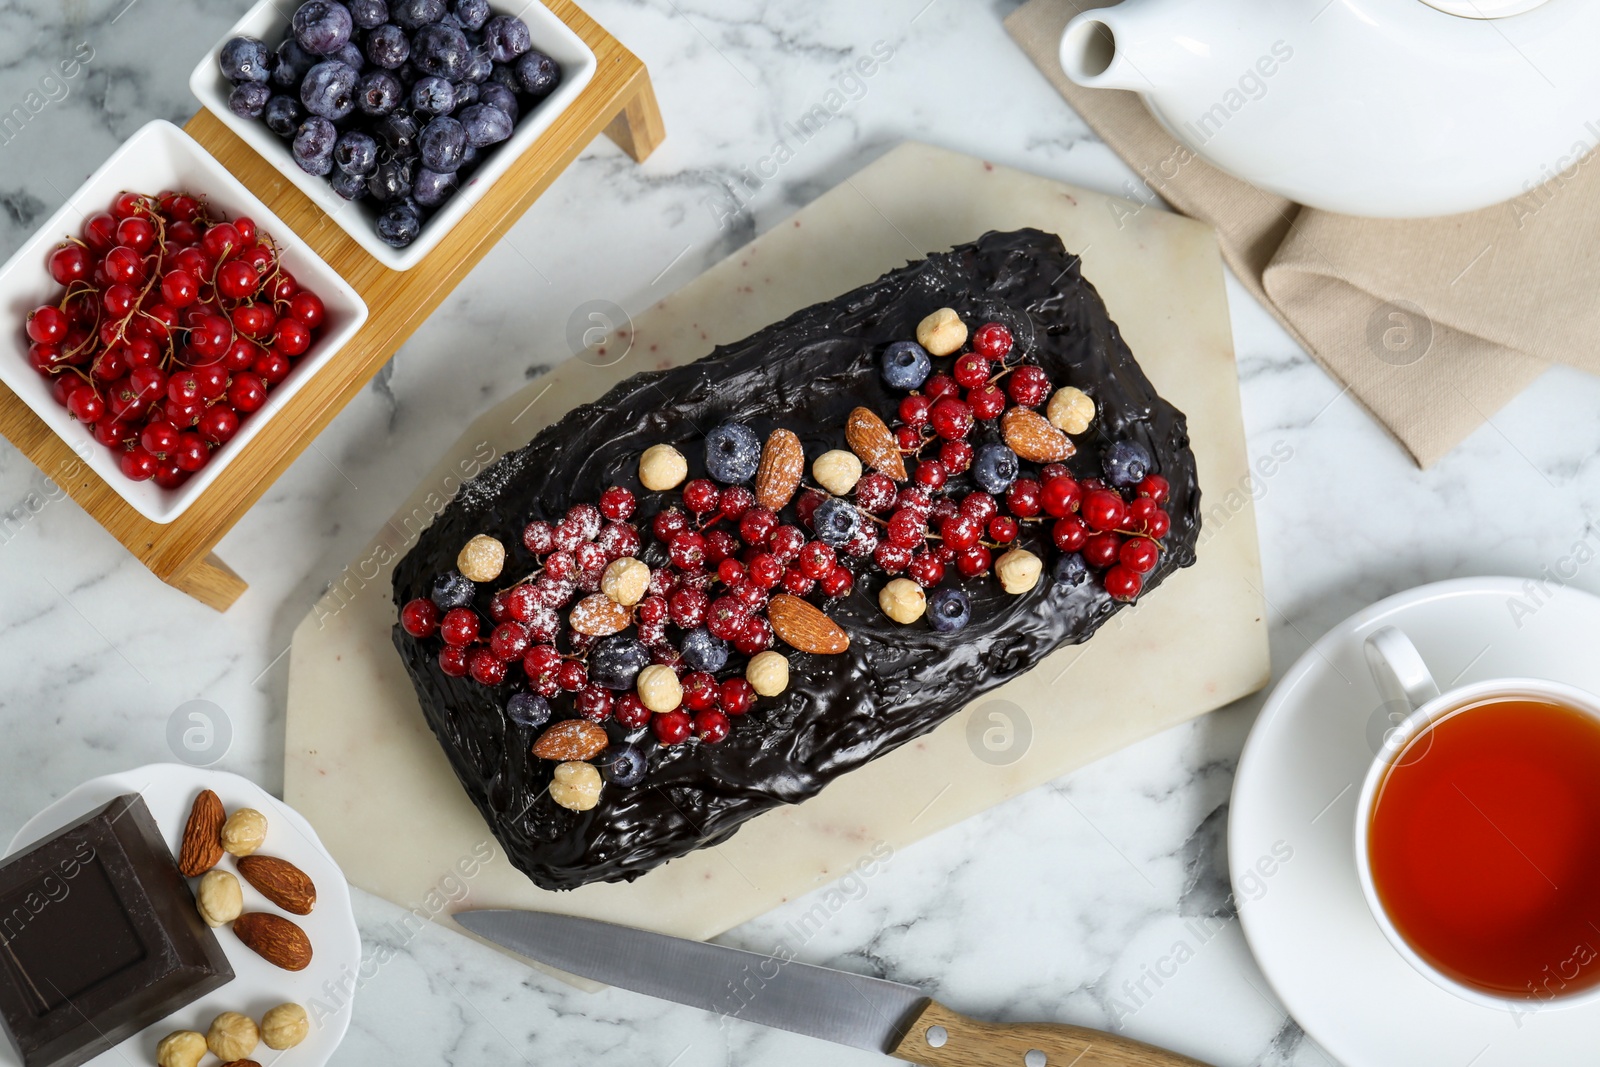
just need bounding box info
[2,0,1599,1064]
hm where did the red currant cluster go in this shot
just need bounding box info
[23,190,328,488]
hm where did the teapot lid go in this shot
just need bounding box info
[1418,0,1549,15]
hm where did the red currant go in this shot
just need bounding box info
[956,545,991,577]
[929,397,974,440]
[1006,365,1052,407]
[1082,489,1127,532]
[939,513,981,551]
[48,245,89,286]
[669,530,707,570]
[1104,565,1143,602]
[1083,532,1124,569]
[469,649,507,686]
[704,529,740,565]
[228,373,268,413]
[770,525,806,560]
[907,553,944,587]
[988,515,1019,543]
[289,290,325,328]
[216,259,260,301]
[615,693,651,729]
[913,459,947,490]
[738,506,779,546]
[972,322,1013,360]
[1146,509,1172,539]
[172,432,210,473]
[694,709,731,743]
[719,485,755,521]
[119,447,159,481]
[874,542,912,572]
[1052,515,1090,552]
[653,710,692,746]
[939,439,974,474]
[669,587,709,627]
[1041,477,1082,518]
[1139,474,1170,504]
[953,352,990,389]
[718,678,755,715]
[900,394,932,428]
[895,425,923,453]
[924,373,959,401]
[683,478,719,514]
[599,486,636,521]
[440,608,479,647]
[854,473,897,513]
[1120,537,1160,574]
[682,671,718,711]
[26,306,67,345]
[967,383,1006,421]
[1005,478,1042,518]
[799,541,836,579]
[489,622,530,661]
[522,521,556,554]
[438,646,469,677]
[557,660,588,692]
[576,686,614,722]
[200,222,243,262]
[734,615,774,654]
[653,507,689,543]
[895,487,933,517]
[820,565,854,598]
[782,567,815,595]
[82,212,117,252]
[104,245,144,285]
[717,558,746,586]
[67,388,105,424]
[273,318,311,357]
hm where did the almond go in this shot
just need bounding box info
[236,855,317,916]
[845,407,906,481]
[532,719,609,762]
[755,429,805,511]
[569,594,630,636]
[767,594,850,654]
[1002,407,1076,463]
[232,913,313,972]
[178,790,225,877]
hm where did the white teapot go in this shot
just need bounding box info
[1059,0,1600,217]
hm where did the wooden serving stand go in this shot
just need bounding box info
[0,1,662,611]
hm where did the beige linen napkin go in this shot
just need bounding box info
[1007,0,1600,467]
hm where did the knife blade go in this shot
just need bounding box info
[457,910,1213,1067]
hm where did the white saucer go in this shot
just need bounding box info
[1230,577,1600,1066]
[2,764,360,1067]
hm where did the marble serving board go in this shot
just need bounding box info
[284,142,1269,954]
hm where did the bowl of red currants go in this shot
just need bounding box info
[189,0,597,272]
[0,119,368,524]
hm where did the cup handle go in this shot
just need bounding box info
[1364,626,1441,713]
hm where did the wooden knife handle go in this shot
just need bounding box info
[890,1000,1214,1067]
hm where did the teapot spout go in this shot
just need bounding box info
[1059,2,1164,93]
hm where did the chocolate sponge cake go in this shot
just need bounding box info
[391,229,1200,891]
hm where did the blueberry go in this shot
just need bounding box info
[458,102,511,146]
[300,60,359,119]
[419,115,467,172]
[332,130,378,174]
[376,199,423,247]
[347,0,389,28]
[453,0,490,30]
[812,497,863,547]
[514,49,560,100]
[413,22,470,79]
[597,742,647,787]
[373,110,419,155]
[369,155,414,201]
[389,0,445,29]
[263,94,303,136]
[459,143,480,168]
[972,443,1019,494]
[396,61,421,87]
[1053,553,1089,588]
[329,166,368,200]
[880,341,931,390]
[356,70,403,115]
[452,79,480,108]
[483,15,532,62]
[488,62,520,93]
[364,23,409,68]
[1102,440,1154,489]
[228,80,272,119]
[506,692,551,729]
[333,41,365,72]
[273,39,317,88]
[680,628,729,673]
[412,167,459,207]
[462,48,493,84]
[703,421,761,484]
[292,0,353,56]
[430,570,475,609]
[927,587,971,633]
[589,635,650,690]
[478,82,519,121]
[409,75,455,116]
[220,36,273,83]
[291,116,337,174]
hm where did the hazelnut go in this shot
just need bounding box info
[746,651,790,697]
[995,548,1043,594]
[1047,386,1095,435]
[220,808,268,857]
[261,1003,310,1051]
[916,307,968,357]
[879,578,926,624]
[601,557,650,607]
[457,534,506,583]
[812,450,863,497]
[639,444,688,491]
[156,1030,207,1067]
[549,761,603,811]
[196,869,243,928]
[636,664,683,713]
[206,1012,259,1063]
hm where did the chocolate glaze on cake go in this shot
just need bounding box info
[392,229,1201,891]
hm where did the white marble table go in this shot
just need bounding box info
[1,2,1596,1064]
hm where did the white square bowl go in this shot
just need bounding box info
[0,119,368,525]
[189,0,598,272]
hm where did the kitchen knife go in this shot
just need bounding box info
[457,910,1212,1067]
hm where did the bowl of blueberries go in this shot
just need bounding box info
[190,0,596,271]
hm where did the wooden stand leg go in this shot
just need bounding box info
[603,73,665,162]
[166,553,249,612]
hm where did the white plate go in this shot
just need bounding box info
[3,764,360,1067]
[0,119,369,524]
[1230,577,1600,1065]
[190,0,598,272]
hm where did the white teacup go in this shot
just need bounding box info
[1355,625,1600,1012]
